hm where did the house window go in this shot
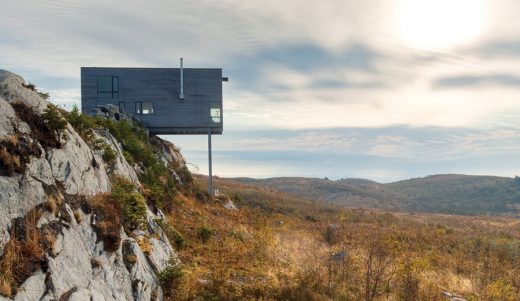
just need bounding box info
[97,76,119,98]
[210,107,221,123]
[135,101,153,114]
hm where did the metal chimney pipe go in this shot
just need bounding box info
[179,58,185,99]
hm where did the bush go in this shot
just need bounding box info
[42,104,67,140]
[198,226,214,243]
[111,176,147,231]
[11,101,61,149]
[157,260,184,297]
[65,105,95,142]
[102,145,117,165]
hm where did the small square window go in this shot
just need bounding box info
[97,76,119,98]
[142,102,153,114]
[210,107,221,123]
[135,101,153,115]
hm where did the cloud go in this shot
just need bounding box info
[433,74,520,89]
[477,40,520,57]
[4,0,520,179]
[169,125,520,181]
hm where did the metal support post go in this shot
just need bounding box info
[208,127,213,196]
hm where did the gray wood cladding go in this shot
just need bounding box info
[81,67,223,135]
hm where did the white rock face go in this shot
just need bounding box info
[0,175,47,253]
[145,210,179,271]
[0,70,48,113]
[13,271,47,301]
[0,98,17,137]
[47,125,110,196]
[0,70,180,301]
[95,129,139,185]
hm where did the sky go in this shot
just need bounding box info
[2,0,520,182]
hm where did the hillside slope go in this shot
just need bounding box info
[232,174,520,215]
[0,70,183,301]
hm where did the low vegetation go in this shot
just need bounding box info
[0,201,59,298]
[4,96,520,300]
[153,176,520,301]
[63,107,184,213]
[11,101,62,149]
[88,193,123,252]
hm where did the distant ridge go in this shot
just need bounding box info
[231,174,520,215]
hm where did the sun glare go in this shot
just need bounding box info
[397,0,486,50]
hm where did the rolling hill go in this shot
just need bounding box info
[230,174,520,215]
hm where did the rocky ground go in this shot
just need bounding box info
[0,70,182,301]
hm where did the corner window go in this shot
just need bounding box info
[97,76,119,98]
[135,101,153,115]
[210,107,221,123]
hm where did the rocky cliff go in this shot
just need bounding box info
[0,70,184,301]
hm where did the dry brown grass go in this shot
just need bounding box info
[1,135,18,146]
[0,276,11,297]
[136,237,152,255]
[46,195,60,215]
[156,180,520,301]
[0,146,21,175]
[0,208,53,298]
[73,209,82,224]
[91,257,103,269]
[88,193,122,252]
[125,254,138,264]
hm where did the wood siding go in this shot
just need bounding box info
[81,67,223,135]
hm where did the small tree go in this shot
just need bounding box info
[42,104,67,140]
[65,105,94,142]
[362,235,399,301]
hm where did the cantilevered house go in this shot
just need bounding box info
[80,60,226,194]
[80,62,224,135]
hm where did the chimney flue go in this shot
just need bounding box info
[179,58,185,99]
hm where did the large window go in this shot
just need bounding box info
[135,101,154,115]
[210,107,221,123]
[97,76,119,98]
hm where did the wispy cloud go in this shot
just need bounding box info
[3,0,520,179]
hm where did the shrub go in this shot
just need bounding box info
[158,220,186,250]
[171,229,186,250]
[22,82,36,91]
[198,226,214,243]
[42,104,67,140]
[37,92,50,100]
[157,260,184,297]
[11,101,61,149]
[65,105,95,142]
[324,224,340,245]
[102,145,117,165]
[111,176,147,231]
